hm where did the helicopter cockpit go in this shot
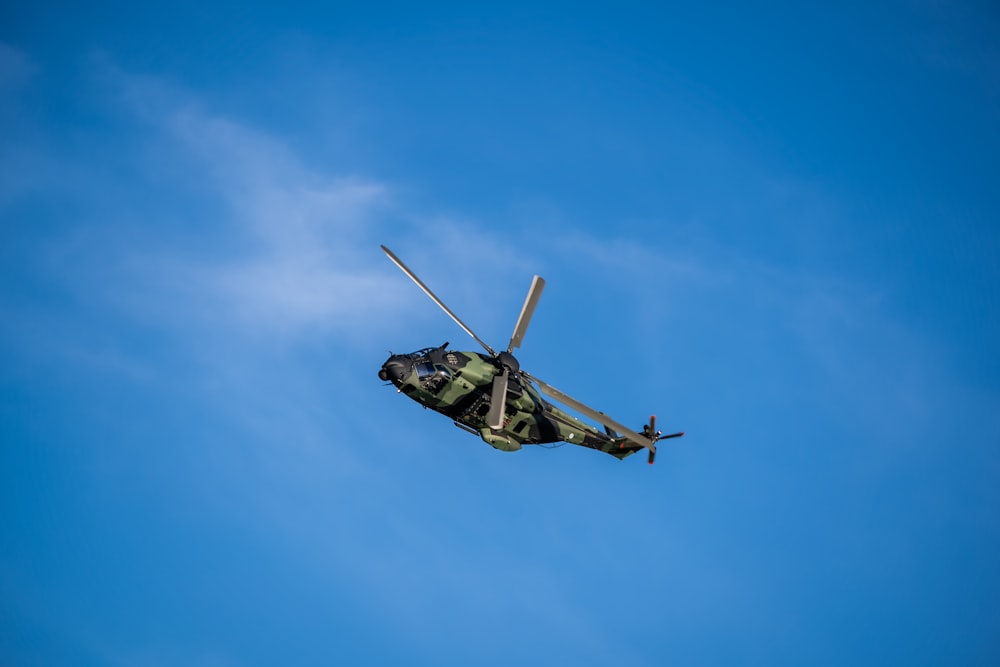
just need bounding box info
[378,346,454,394]
[414,359,451,393]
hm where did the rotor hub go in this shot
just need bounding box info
[496,350,520,374]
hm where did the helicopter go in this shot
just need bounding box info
[377,245,683,463]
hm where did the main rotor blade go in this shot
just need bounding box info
[487,368,509,430]
[507,275,545,353]
[521,372,653,452]
[381,245,496,356]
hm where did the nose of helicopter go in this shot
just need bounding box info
[378,354,412,384]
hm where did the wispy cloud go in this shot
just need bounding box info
[100,68,406,341]
[81,63,546,352]
[61,60,992,467]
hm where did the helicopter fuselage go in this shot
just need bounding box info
[376,244,682,463]
[379,344,642,459]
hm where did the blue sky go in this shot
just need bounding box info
[2,2,999,665]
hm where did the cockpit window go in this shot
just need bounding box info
[415,362,451,393]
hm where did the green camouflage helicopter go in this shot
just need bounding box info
[378,245,683,463]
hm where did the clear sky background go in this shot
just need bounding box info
[2,2,999,665]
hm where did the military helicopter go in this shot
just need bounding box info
[378,245,683,463]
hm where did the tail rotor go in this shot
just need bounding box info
[641,415,685,464]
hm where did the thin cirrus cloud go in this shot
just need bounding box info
[77,68,415,349]
[99,65,543,349]
[13,57,963,459]
[12,54,962,460]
